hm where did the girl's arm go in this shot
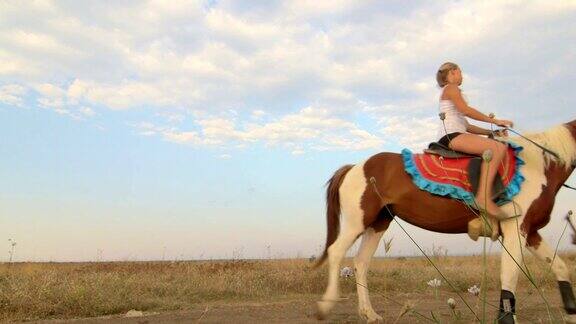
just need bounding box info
[465,121,492,135]
[444,85,513,127]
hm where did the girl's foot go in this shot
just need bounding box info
[474,197,508,220]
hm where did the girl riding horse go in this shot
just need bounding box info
[436,62,514,219]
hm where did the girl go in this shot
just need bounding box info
[436,62,513,219]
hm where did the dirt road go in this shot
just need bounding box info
[34,291,569,323]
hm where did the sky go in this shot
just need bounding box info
[1,0,576,262]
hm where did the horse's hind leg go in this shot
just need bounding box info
[317,166,368,319]
[355,214,392,323]
[317,219,365,318]
[527,232,576,320]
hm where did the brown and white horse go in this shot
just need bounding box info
[315,120,576,323]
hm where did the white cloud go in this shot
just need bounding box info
[0,84,26,107]
[35,83,66,98]
[66,79,192,110]
[156,111,185,124]
[0,50,35,76]
[291,148,305,155]
[4,30,81,57]
[1,1,575,149]
[27,82,97,120]
[283,0,357,16]
[379,116,439,152]
[79,106,96,117]
[251,110,266,119]
[134,106,384,152]
[205,9,282,43]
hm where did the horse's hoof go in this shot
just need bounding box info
[565,314,576,324]
[367,314,383,323]
[316,300,333,320]
[497,311,516,324]
[359,308,383,323]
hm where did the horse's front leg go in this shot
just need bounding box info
[527,231,576,321]
[498,219,527,324]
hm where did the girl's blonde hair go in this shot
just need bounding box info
[436,62,459,87]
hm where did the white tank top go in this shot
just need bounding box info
[438,86,467,138]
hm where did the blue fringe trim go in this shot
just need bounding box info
[401,142,525,206]
[496,142,525,205]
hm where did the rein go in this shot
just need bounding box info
[505,127,560,159]
[505,127,576,191]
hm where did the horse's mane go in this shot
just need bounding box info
[506,124,576,170]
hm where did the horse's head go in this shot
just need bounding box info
[566,120,576,169]
[566,119,576,132]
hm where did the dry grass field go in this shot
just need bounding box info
[1,253,575,323]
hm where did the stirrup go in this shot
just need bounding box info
[468,217,499,241]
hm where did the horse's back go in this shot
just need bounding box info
[362,150,475,233]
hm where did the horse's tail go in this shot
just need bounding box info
[313,164,354,269]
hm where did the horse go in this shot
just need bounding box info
[314,119,576,323]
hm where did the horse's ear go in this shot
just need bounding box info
[568,120,576,139]
[566,122,576,150]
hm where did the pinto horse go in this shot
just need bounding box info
[315,120,576,323]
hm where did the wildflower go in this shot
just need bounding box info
[427,278,442,288]
[340,266,354,278]
[468,285,481,296]
[447,298,456,309]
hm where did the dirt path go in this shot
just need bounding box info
[33,291,570,323]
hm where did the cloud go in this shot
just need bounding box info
[0,84,26,107]
[251,110,266,119]
[134,106,384,152]
[28,82,97,120]
[79,106,96,117]
[291,147,305,155]
[1,1,575,149]
[0,50,36,76]
[379,116,439,151]
[65,79,193,110]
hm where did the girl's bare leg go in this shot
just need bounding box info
[448,133,507,215]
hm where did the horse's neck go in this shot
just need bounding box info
[546,161,574,191]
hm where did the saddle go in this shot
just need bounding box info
[424,141,506,200]
[406,141,525,241]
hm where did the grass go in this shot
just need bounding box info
[1,253,574,321]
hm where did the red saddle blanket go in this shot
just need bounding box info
[401,143,525,205]
[412,147,517,192]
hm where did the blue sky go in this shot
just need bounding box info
[1,0,575,261]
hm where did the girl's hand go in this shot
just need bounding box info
[495,119,513,128]
[494,129,509,137]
